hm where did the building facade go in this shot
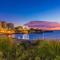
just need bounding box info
[0,21,14,29]
[7,23,14,29]
[0,21,7,28]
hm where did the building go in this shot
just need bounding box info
[0,21,7,28]
[7,23,14,29]
[0,22,1,28]
[0,21,14,29]
[0,21,15,34]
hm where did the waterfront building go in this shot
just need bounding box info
[0,22,1,28]
[0,21,15,34]
[0,21,7,28]
[7,23,14,29]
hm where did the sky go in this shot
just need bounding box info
[0,0,60,26]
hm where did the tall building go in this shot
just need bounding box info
[0,21,7,28]
[7,23,14,29]
[0,22,1,28]
[0,21,14,30]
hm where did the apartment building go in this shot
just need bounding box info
[0,21,14,29]
[7,23,14,29]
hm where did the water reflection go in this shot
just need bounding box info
[15,31,60,40]
[0,31,60,40]
[22,34,29,39]
[15,34,29,40]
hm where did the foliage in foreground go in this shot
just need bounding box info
[0,38,60,60]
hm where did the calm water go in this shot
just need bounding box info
[15,31,60,40]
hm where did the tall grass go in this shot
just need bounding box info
[0,38,60,60]
[16,40,60,60]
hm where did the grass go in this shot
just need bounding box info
[0,38,60,60]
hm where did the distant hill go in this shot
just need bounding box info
[24,21,60,30]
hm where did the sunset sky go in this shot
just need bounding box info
[0,0,60,26]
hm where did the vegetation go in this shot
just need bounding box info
[15,26,53,34]
[0,38,60,60]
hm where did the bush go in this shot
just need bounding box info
[0,38,60,60]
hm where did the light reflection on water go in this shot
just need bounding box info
[15,31,60,40]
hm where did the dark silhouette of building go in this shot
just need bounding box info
[7,23,14,29]
[0,21,14,30]
[0,21,7,28]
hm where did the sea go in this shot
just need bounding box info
[15,30,60,40]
